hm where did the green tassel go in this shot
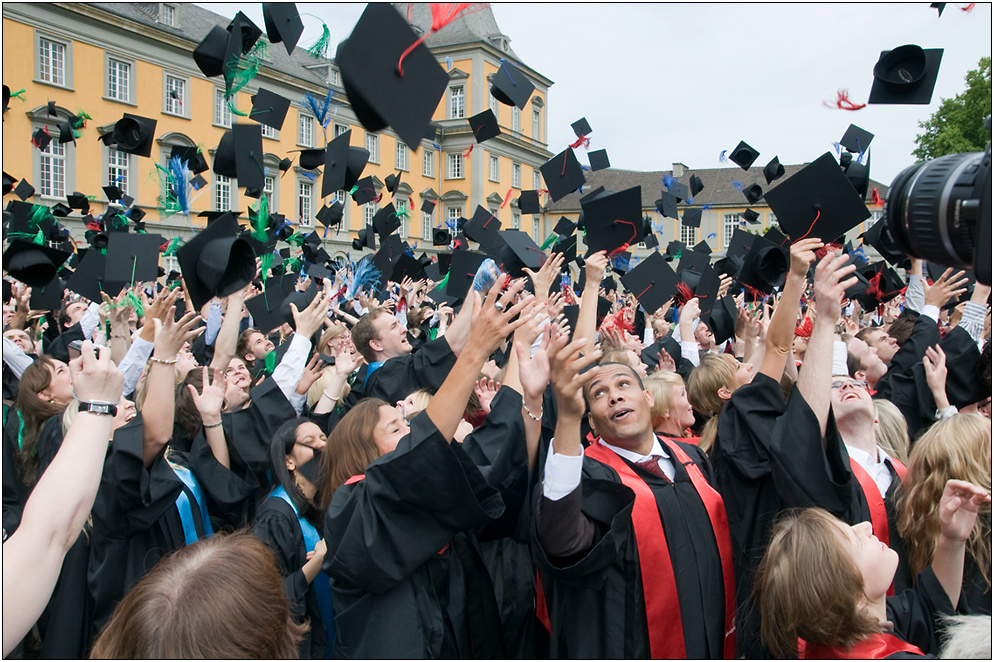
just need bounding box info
[428,327,438,340]
[263,350,277,375]
[9,89,26,101]
[348,185,358,196]
[250,195,270,244]
[259,251,274,281]
[162,237,185,257]
[435,272,450,292]
[124,290,144,316]
[541,232,558,251]
[285,232,305,247]
[227,98,249,117]
[225,40,267,100]
[29,204,53,234]
[72,111,91,129]
[306,22,332,59]
[284,256,302,273]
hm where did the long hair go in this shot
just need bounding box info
[90,530,305,659]
[174,369,204,441]
[896,414,992,588]
[753,508,881,658]
[644,371,685,430]
[14,356,66,485]
[686,353,738,453]
[320,398,385,511]
[873,399,910,464]
[268,417,314,514]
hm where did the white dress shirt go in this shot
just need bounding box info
[543,436,675,501]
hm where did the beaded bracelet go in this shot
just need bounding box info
[150,356,178,365]
[522,402,543,422]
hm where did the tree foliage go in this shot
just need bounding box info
[913,57,991,161]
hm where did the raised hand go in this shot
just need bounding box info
[812,251,858,324]
[656,347,676,373]
[547,329,601,421]
[924,267,970,309]
[153,309,203,360]
[474,378,502,415]
[68,340,124,404]
[291,283,331,339]
[295,354,325,396]
[583,250,609,289]
[469,275,533,355]
[939,479,991,543]
[516,325,552,401]
[523,251,564,303]
[189,366,227,423]
[922,345,949,409]
[788,238,824,278]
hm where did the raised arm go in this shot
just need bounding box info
[209,288,246,372]
[504,307,553,471]
[575,251,608,355]
[760,238,821,380]
[188,366,230,469]
[931,479,991,608]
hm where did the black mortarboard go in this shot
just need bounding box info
[517,190,541,214]
[741,183,764,204]
[763,157,785,185]
[109,114,157,157]
[51,203,73,218]
[861,217,907,266]
[57,121,76,145]
[491,59,535,110]
[224,12,262,82]
[764,152,870,242]
[190,174,208,191]
[262,3,304,56]
[581,186,644,256]
[14,179,36,201]
[352,225,375,251]
[421,198,437,215]
[322,130,366,197]
[32,128,52,151]
[391,252,427,283]
[867,45,943,105]
[193,25,229,78]
[554,216,576,237]
[855,261,905,310]
[105,232,163,283]
[103,185,123,202]
[693,240,712,256]
[250,88,291,131]
[667,179,690,202]
[468,109,501,143]
[845,151,871,200]
[230,123,265,197]
[336,3,449,150]
[588,149,610,171]
[372,203,400,238]
[656,191,679,219]
[245,279,289,334]
[445,250,488,300]
[643,229,659,250]
[601,275,617,292]
[840,124,874,154]
[463,205,503,253]
[171,145,210,174]
[707,295,737,344]
[372,233,404,275]
[740,208,761,224]
[620,251,677,315]
[571,117,592,137]
[432,227,451,246]
[46,100,57,117]
[29,274,64,312]
[728,141,760,170]
[316,201,344,228]
[3,172,15,196]
[298,148,325,170]
[676,254,721,320]
[66,192,89,212]
[278,157,292,174]
[728,229,789,294]
[2,240,72,288]
[176,212,257,310]
[682,208,703,228]
[689,174,704,197]
[665,240,686,262]
[499,229,546,277]
[351,176,380,206]
[65,250,125,302]
[540,148,586,202]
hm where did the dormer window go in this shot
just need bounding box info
[160,4,176,27]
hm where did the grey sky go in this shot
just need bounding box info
[201,2,992,184]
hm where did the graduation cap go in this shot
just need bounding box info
[421,198,437,215]
[66,192,90,213]
[540,148,586,202]
[468,109,501,143]
[316,201,344,228]
[868,45,943,105]
[620,251,677,315]
[571,117,592,137]
[352,225,375,251]
[3,172,15,196]
[580,186,644,256]
[14,179,36,201]
[65,250,125,302]
[445,250,488,300]
[840,124,874,154]
[372,203,401,238]
[588,149,610,171]
[108,114,157,157]
[103,185,124,203]
[322,130,369,197]
[176,212,257,310]
[372,233,405,275]
[383,173,404,201]
[728,141,760,170]
[250,88,291,131]
[689,174,705,197]
[675,255,722,320]
[391,252,427,283]
[2,240,72,288]
[245,279,290,334]
[656,191,679,219]
[432,227,452,246]
[727,229,789,295]
[763,157,785,185]
[693,240,712,256]
[491,59,535,110]
[297,148,325,170]
[666,179,690,202]
[517,190,541,214]
[262,2,304,56]
[707,295,738,344]
[57,121,76,145]
[855,261,905,310]
[171,146,210,174]
[230,123,266,197]
[29,274,65,312]
[223,12,263,82]
[861,217,907,266]
[351,176,380,206]
[682,208,703,228]
[845,151,871,200]
[193,25,230,78]
[553,216,576,238]
[463,206,503,252]
[643,228,659,250]
[32,128,52,151]
[764,152,870,242]
[105,232,163,283]
[740,208,761,225]
[336,3,450,150]
[499,229,546,277]
[601,275,617,292]
[664,240,686,263]
[552,234,578,267]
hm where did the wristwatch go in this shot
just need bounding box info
[77,401,118,416]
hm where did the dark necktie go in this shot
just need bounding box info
[636,456,670,482]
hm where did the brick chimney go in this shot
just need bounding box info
[672,162,687,178]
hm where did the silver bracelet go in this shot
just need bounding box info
[522,402,543,422]
[203,420,223,429]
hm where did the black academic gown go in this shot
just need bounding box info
[253,497,328,659]
[44,322,84,364]
[88,414,257,630]
[322,412,507,659]
[873,313,939,439]
[2,405,29,535]
[533,440,728,659]
[364,336,457,404]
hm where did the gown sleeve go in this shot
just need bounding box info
[365,337,458,403]
[887,566,959,657]
[188,430,259,513]
[253,500,309,622]
[713,373,785,480]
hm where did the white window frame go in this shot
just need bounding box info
[105,56,133,104]
[447,206,463,224]
[214,88,231,128]
[489,154,500,183]
[447,153,463,180]
[423,149,435,177]
[298,180,314,226]
[366,133,379,164]
[767,212,777,229]
[395,198,409,236]
[511,106,521,132]
[680,224,698,246]
[36,33,72,89]
[489,93,499,119]
[107,148,130,197]
[214,174,233,211]
[532,216,541,244]
[723,213,739,248]
[422,211,433,240]
[333,123,349,137]
[163,72,188,118]
[160,3,177,26]
[260,123,279,140]
[395,141,409,172]
[512,163,521,189]
[328,67,340,87]
[363,202,378,226]
[449,85,465,119]
[532,109,541,140]
[533,169,542,191]
[512,211,520,230]
[263,174,276,200]
[39,139,66,199]
[297,112,314,147]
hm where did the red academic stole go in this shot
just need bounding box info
[849,456,906,595]
[803,632,923,659]
[585,438,737,659]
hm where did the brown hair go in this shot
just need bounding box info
[14,356,66,485]
[644,371,685,429]
[685,353,738,454]
[887,316,916,347]
[89,530,306,659]
[236,327,262,364]
[174,369,205,441]
[320,398,385,511]
[753,508,881,658]
[896,414,991,588]
[351,309,388,363]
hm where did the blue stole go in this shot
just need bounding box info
[363,361,385,386]
[169,462,214,546]
[271,486,335,651]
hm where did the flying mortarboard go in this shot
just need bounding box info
[445,250,488,300]
[29,274,65,312]
[171,146,210,174]
[298,148,325,170]
[682,208,703,228]
[693,240,712,256]
[540,148,586,202]
[666,179,690,202]
[580,186,644,256]
[3,172,16,196]
[656,191,679,219]
[707,295,738,344]
[322,130,369,197]
[463,206,503,253]
[66,192,89,212]
[245,278,290,334]
[14,179,36,201]
[728,141,760,170]
[491,59,535,110]
[65,250,127,302]
[517,190,541,214]
[176,212,257,310]
[553,216,576,237]
[372,203,401,238]
[193,26,230,78]
[861,217,907,267]
[352,225,375,251]
[840,124,874,154]
[224,12,263,82]
[845,151,871,200]
[689,174,704,197]
[421,198,437,215]
[231,123,266,197]
[432,227,451,246]
[262,3,304,56]
[763,157,785,185]
[108,114,157,158]
[32,128,52,151]
[391,252,427,283]
[316,201,344,228]
[588,149,610,171]
[867,45,943,105]
[372,233,404,275]
[468,109,501,143]
[351,176,380,206]
[742,183,764,204]
[620,251,677,315]
[726,229,789,295]
[571,117,592,137]
[740,208,761,224]
[2,240,72,288]
[104,232,163,283]
[103,185,123,202]
[250,88,291,131]
[499,229,546,277]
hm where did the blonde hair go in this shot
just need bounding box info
[873,399,909,464]
[686,354,738,454]
[306,365,351,409]
[402,389,434,422]
[318,325,349,354]
[896,414,992,588]
[644,371,686,429]
[753,508,881,658]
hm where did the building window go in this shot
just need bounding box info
[447,153,463,179]
[511,106,521,132]
[512,212,520,230]
[260,123,279,140]
[160,3,176,26]
[532,109,541,140]
[39,140,66,198]
[333,123,348,137]
[38,37,66,86]
[298,181,313,225]
[422,211,432,240]
[107,58,130,103]
[107,148,129,196]
[723,214,739,248]
[768,212,778,229]
[214,175,232,211]
[512,163,521,189]
[395,141,409,171]
[449,86,465,119]
[447,206,463,224]
[214,88,231,128]
[366,133,379,164]
[328,68,340,87]
[297,113,314,147]
[680,224,697,246]
[164,74,185,115]
[489,154,500,182]
[263,175,275,199]
[363,202,377,226]
[423,149,435,177]
[489,93,498,119]
[396,198,408,236]
[532,216,541,244]
[533,169,541,191]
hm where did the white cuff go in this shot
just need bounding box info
[833,340,850,376]
[541,440,584,501]
[920,304,941,322]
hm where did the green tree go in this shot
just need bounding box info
[913,56,991,161]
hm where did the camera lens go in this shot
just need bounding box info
[883,151,986,271]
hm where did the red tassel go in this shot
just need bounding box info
[794,317,814,338]
[961,2,975,10]
[675,281,695,306]
[823,89,866,111]
[397,4,489,76]
[462,144,474,158]
[865,272,884,300]
[814,242,842,260]
[871,188,884,206]
[86,221,102,232]
[372,193,383,204]
[500,187,513,208]
[569,135,590,150]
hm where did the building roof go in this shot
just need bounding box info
[86,3,332,88]
[398,3,522,60]
[544,161,889,212]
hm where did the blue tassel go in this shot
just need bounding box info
[169,155,192,214]
[732,181,743,190]
[719,150,729,163]
[663,174,676,190]
[707,232,717,240]
[445,56,453,71]
[472,259,500,294]
[832,141,843,155]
